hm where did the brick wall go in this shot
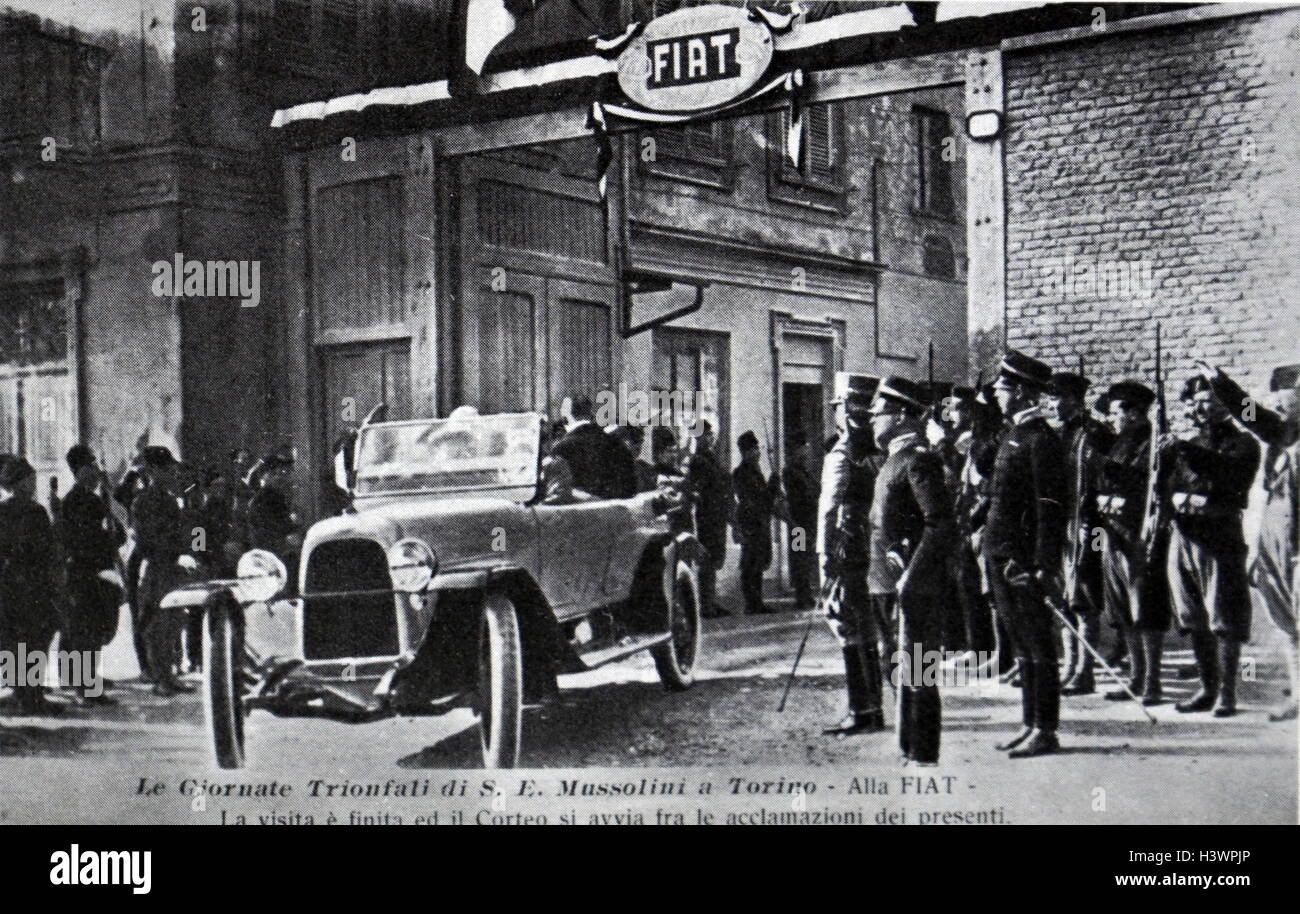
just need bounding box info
[1003,9,1300,403]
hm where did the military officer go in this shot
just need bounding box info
[132,446,200,696]
[1045,371,1114,696]
[983,350,1067,758]
[0,455,63,715]
[1201,361,1298,721]
[817,373,886,734]
[867,377,955,764]
[1094,382,1168,705]
[1161,375,1261,717]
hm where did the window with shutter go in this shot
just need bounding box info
[767,103,848,213]
[639,120,737,191]
[915,106,955,218]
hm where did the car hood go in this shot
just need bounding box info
[303,494,539,576]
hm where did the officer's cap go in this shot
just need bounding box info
[996,350,1053,390]
[870,376,930,413]
[829,372,880,408]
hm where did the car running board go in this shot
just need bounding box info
[577,632,671,670]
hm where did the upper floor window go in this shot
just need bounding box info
[0,16,103,147]
[914,106,954,218]
[641,120,736,191]
[768,103,848,214]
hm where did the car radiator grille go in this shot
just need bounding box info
[302,539,400,660]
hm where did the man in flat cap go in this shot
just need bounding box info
[984,350,1067,757]
[0,455,64,715]
[1094,382,1169,705]
[132,445,200,696]
[684,420,731,618]
[1045,371,1114,695]
[1160,374,1261,717]
[867,377,955,763]
[733,430,781,615]
[817,373,887,733]
[60,444,126,703]
[1198,360,1297,719]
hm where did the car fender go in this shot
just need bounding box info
[661,531,704,609]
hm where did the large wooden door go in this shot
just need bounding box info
[456,151,617,418]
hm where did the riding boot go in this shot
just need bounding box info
[1060,625,1078,686]
[1106,629,1144,700]
[1176,631,1219,713]
[1018,659,1037,729]
[1140,630,1164,705]
[1212,638,1239,717]
[826,647,884,734]
[904,686,941,764]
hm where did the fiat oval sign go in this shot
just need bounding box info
[617,5,774,113]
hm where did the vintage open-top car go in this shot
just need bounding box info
[162,410,704,769]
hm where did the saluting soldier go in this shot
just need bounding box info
[983,350,1067,758]
[132,446,200,696]
[1161,375,1261,717]
[0,455,63,715]
[1200,362,1299,721]
[1094,382,1169,705]
[867,377,955,764]
[817,373,886,734]
[1045,372,1114,696]
[61,445,126,704]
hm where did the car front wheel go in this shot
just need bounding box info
[204,592,247,769]
[652,558,702,691]
[476,592,523,769]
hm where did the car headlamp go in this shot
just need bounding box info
[388,539,437,593]
[235,549,288,603]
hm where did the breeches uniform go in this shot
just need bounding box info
[987,560,1059,732]
[949,539,995,654]
[1167,524,1251,643]
[1101,530,1171,633]
[828,573,884,720]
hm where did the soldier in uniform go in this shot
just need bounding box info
[983,351,1067,758]
[0,455,63,715]
[60,445,126,704]
[732,431,780,615]
[132,446,200,696]
[817,373,886,734]
[1094,382,1169,705]
[1162,375,1261,717]
[1200,361,1298,720]
[1045,372,1113,695]
[944,386,997,668]
[867,377,955,763]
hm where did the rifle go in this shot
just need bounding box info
[1138,324,1171,575]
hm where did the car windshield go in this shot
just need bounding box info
[354,412,542,496]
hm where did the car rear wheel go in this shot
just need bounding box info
[476,593,522,769]
[204,593,246,769]
[652,558,702,691]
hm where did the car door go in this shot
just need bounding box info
[531,500,623,617]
